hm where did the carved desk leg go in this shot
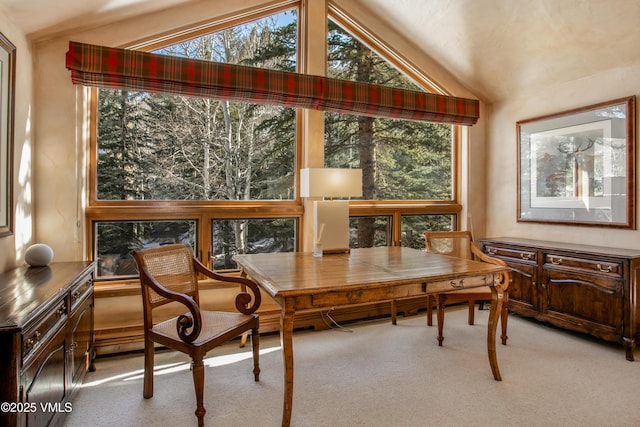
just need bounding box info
[280,302,296,427]
[487,277,506,381]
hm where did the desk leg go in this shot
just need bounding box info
[487,282,505,381]
[280,305,295,427]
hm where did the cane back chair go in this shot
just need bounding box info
[132,243,261,427]
[424,231,509,346]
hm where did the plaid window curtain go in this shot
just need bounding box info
[65,41,479,125]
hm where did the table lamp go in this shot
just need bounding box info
[300,168,363,254]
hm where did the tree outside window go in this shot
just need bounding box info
[325,19,454,248]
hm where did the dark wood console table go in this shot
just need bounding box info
[480,237,640,361]
[0,262,95,427]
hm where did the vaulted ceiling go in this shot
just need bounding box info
[2,0,639,103]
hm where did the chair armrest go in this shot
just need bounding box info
[471,243,506,266]
[193,258,262,315]
[138,265,202,343]
[470,243,511,290]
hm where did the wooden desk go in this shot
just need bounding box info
[234,246,509,426]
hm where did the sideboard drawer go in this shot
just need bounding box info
[22,298,68,363]
[544,254,622,277]
[485,245,537,263]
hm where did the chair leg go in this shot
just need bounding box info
[191,357,206,427]
[143,338,154,398]
[251,327,260,381]
[239,284,249,347]
[436,295,445,346]
[467,300,476,325]
[500,299,509,345]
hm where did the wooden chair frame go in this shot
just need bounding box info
[132,244,261,427]
[424,231,510,346]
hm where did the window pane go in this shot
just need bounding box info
[96,10,298,201]
[325,113,452,200]
[349,216,390,248]
[212,218,297,269]
[401,215,454,249]
[95,220,197,277]
[325,19,453,201]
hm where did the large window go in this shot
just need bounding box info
[97,88,295,201]
[90,7,300,278]
[326,19,453,202]
[97,13,297,202]
[88,3,463,279]
[326,17,457,249]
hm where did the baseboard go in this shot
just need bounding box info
[94,298,428,355]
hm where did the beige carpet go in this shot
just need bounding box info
[64,307,640,427]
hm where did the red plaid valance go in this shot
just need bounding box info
[65,41,479,125]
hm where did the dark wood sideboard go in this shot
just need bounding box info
[0,262,95,427]
[479,237,640,361]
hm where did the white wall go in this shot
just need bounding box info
[486,64,640,249]
[0,12,34,272]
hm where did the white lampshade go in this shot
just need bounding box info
[300,168,363,198]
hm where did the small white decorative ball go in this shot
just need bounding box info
[25,243,54,267]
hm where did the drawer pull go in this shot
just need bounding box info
[25,331,41,350]
[487,248,497,255]
[550,257,562,265]
[72,290,82,300]
[450,279,464,289]
[597,264,613,273]
[520,253,534,260]
[56,305,67,317]
[66,342,79,355]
